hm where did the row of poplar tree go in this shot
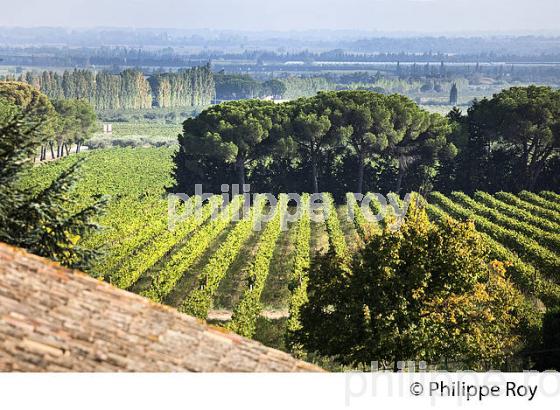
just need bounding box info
[13,64,215,110]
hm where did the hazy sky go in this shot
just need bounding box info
[2,0,559,33]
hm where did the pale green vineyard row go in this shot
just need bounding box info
[229,195,288,338]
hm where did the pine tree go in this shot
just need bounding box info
[0,97,105,270]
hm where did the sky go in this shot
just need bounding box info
[1,0,559,34]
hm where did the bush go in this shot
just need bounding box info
[143,112,158,120]
[85,138,111,150]
[112,138,143,148]
[420,83,433,92]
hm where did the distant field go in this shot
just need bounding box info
[94,122,181,139]
[89,122,181,148]
[24,147,560,351]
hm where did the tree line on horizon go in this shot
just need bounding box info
[7,64,215,111]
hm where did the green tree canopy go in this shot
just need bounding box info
[468,86,560,191]
[179,99,276,186]
[281,96,337,193]
[385,94,454,192]
[53,98,97,155]
[174,91,458,195]
[0,98,104,269]
[332,91,393,193]
[0,81,57,141]
[295,198,525,369]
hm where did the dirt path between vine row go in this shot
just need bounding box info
[207,309,289,322]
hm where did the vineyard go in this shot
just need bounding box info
[24,147,560,349]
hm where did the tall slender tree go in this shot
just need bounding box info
[449,83,458,105]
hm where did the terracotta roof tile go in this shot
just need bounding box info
[0,243,322,372]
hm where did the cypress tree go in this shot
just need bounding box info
[449,83,458,105]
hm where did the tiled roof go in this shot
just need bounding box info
[0,243,322,372]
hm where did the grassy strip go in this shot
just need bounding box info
[286,194,311,349]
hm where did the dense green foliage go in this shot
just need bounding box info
[0,87,103,269]
[24,69,152,110]
[174,86,560,196]
[149,64,215,108]
[51,98,97,157]
[175,90,454,196]
[17,65,214,110]
[296,198,527,369]
[441,86,560,193]
[0,80,97,160]
[0,80,57,139]
[179,99,277,186]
